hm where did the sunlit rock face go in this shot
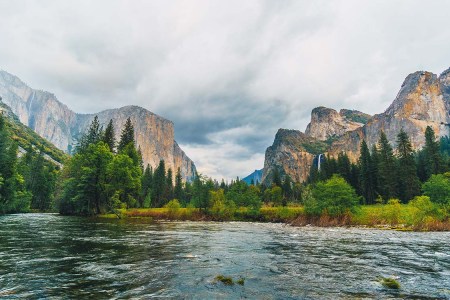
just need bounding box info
[263,68,450,184]
[305,106,370,141]
[0,70,196,181]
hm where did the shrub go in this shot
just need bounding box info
[383,199,402,225]
[305,175,360,216]
[165,199,181,219]
[209,189,236,221]
[422,173,450,206]
[215,275,233,285]
[409,196,439,222]
[381,277,400,289]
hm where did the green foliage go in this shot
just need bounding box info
[214,275,234,285]
[0,104,67,163]
[106,153,142,208]
[383,199,402,225]
[118,117,135,152]
[19,148,57,211]
[174,168,184,204]
[422,173,450,205]
[396,129,421,202]
[152,160,167,207]
[408,196,442,224]
[359,140,376,204]
[377,131,397,200]
[305,175,360,216]
[102,119,116,152]
[209,189,236,220]
[301,140,328,154]
[165,199,181,219]
[77,116,103,154]
[0,114,55,213]
[423,126,443,179]
[381,277,400,289]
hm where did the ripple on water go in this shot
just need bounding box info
[0,215,449,299]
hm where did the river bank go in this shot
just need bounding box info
[99,204,450,231]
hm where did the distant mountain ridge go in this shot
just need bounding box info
[0,70,196,181]
[242,169,263,185]
[0,99,67,165]
[263,67,450,184]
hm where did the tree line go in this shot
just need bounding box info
[307,126,450,205]
[0,115,58,213]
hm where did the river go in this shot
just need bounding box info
[0,214,449,299]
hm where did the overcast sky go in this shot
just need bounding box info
[1,0,450,180]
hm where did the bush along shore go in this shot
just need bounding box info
[100,196,450,232]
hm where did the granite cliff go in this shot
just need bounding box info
[263,68,450,184]
[0,70,196,181]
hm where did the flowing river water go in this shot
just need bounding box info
[0,214,449,299]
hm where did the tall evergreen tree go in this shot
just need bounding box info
[165,168,174,202]
[174,167,184,202]
[118,117,135,152]
[337,152,352,184]
[423,126,442,179]
[358,140,376,204]
[281,175,293,206]
[272,168,282,187]
[137,146,144,171]
[377,131,397,200]
[77,116,103,153]
[152,160,166,207]
[396,129,420,203]
[102,119,116,152]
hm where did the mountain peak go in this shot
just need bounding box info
[0,70,196,181]
[305,106,368,141]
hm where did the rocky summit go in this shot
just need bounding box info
[0,70,196,181]
[263,68,450,184]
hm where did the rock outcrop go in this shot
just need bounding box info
[305,107,370,141]
[262,129,321,183]
[263,68,450,184]
[0,70,196,181]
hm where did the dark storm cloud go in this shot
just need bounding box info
[1,0,450,179]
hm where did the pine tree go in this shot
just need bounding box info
[137,146,144,171]
[423,126,442,179]
[272,168,282,187]
[77,116,103,153]
[165,168,174,202]
[174,167,184,203]
[358,140,376,204]
[152,160,166,207]
[118,117,135,152]
[396,129,420,203]
[141,164,153,206]
[281,175,293,206]
[371,144,380,196]
[102,119,116,152]
[377,131,397,200]
[337,152,352,183]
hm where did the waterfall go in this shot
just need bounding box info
[317,153,323,171]
[28,91,35,112]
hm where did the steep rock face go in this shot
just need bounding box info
[0,70,196,181]
[329,70,449,160]
[263,68,450,184]
[305,107,370,140]
[262,129,316,183]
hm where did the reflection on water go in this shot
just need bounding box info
[0,214,449,299]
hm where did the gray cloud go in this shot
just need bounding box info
[1,0,450,179]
